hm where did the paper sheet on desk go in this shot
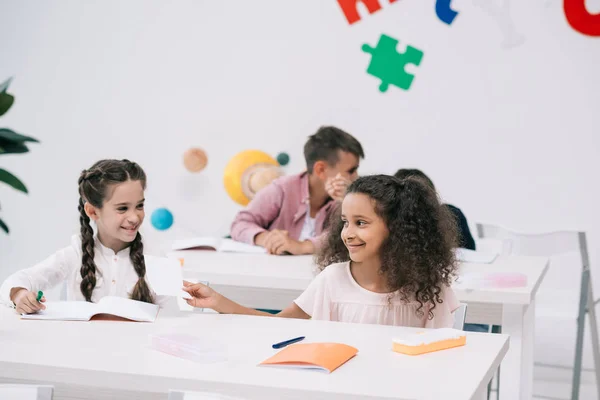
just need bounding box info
[455,248,498,264]
[145,255,191,299]
[455,272,528,290]
[168,391,245,400]
[0,385,52,400]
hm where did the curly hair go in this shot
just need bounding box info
[315,174,458,319]
[78,159,154,304]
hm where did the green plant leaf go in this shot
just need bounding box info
[0,141,29,154]
[0,129,39,143]
[0,77,12,94]
[0,92,14,116]
[0,218,8,234]
[0,168,28,193]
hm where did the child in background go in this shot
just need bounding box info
[394,169,476,250]
[0,159,164,314]
[230,126,364,255]
[186,175,460,328]
[394,168,493,333]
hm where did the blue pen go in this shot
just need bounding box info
[272,336,305,349]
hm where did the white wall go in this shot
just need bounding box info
[1,0,599,383]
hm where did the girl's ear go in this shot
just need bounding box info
[84,202,100,221]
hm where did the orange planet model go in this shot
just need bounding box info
[223,150,283,206]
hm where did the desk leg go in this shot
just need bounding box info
[499,302,535,400]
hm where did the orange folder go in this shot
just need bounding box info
[260,343,358,373]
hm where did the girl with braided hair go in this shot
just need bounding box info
[1,159,161,314]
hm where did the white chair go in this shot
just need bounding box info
[0,384,53,400]
[453,303,468,330]
[476,223,600,400]
[168,390,247,400]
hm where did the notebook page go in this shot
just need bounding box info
[21,301,97,321]
[96,296,159,322]
[171,237,220,251]
[219,239,267,254]
[259,363,329,372]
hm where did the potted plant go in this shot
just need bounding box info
[0,77,40,233]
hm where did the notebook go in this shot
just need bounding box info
[455,248,498,264]
[259,342,358,373]
[171,237,266,254]
[21,296,159,322]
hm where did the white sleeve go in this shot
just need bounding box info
[425,285,460,329]
[293,268,332,320]
[0,245,77,307]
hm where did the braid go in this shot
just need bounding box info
[78,195,97,302]
[129,232,154,304]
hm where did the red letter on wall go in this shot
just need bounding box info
[337,0,399,25]
[564,0,600,36]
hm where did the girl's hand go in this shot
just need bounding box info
[12,289,46,314]
[182,281,222,311]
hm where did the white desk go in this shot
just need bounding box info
[0,305,508,400]
[169,251,549,400]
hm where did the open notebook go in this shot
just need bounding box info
[259,343,358,373]
[21,296,159,322]
[171,237,266,254]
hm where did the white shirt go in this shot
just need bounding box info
[294,262,459,328]
[0,235,168,307]
[298,210,316,242]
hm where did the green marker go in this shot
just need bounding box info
[36,290,43,302]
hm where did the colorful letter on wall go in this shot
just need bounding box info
[435,0,459,25]
[564,0,600,36]
[337,0,399,25]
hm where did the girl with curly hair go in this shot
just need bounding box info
[183,175,460,328]
[0,159,162,314]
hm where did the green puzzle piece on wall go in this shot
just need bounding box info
[362,34,424,93]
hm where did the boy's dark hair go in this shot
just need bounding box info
[316,174,458,319]
[304,126,364,173]
[78,159,154,304]
[394,169,435,191]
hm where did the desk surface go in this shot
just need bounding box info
[170,251,549,305]
[0,306,508,400]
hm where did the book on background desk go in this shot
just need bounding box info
[455,248,498,264]
[21,296,159,322]
[259,342,358,373]
[171,237,266,254]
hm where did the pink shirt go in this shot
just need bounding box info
[294,262,459,328]
[230,172,338,245]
